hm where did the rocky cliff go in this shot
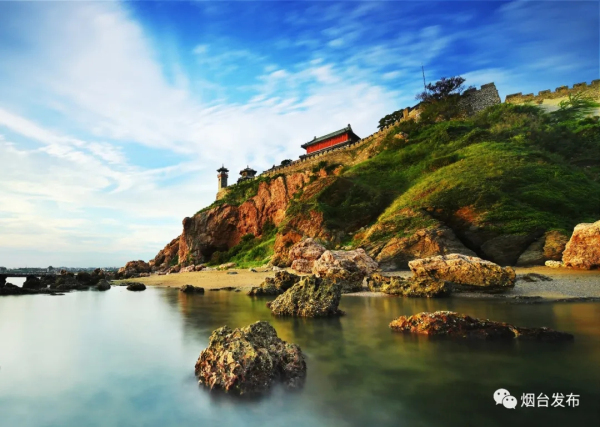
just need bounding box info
[141,102,599,271]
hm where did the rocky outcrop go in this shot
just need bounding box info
[289,238,326,273]
[311,249,378,292]
[195,321,306,395]
[180,284,205,294]
[126,282,146,291]
[179,173,310,265]
[380,276,451,298]
[247,271,301,296]
[22,275,44,289]
[150,236,180,271]
[369,225,476,270]
[408,254,516,291]
[267,275,343,317]
[562,220,600,269]
[390,311,574,342]
[116,261,151,279]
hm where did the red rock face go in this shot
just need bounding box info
[562,220,600,269]
[151,236,180,270]
[177,173,311,265]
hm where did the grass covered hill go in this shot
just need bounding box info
[155,100,600,270]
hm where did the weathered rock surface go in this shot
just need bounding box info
[180,284,205,294]
[516,237,546,266]
[364,272,391,291]
[195,321,306,395]
[543,231,569,261]
[562,220,600,269]
[247,271,301,296]
[311,249,378,293]
[390,311,574,342]
[380,276,451,298]
[117,260,151,279]
[545,260,563,268]
[267,275,344,317]
[409,254,516,291]
[150,236,180,271]
[289,238,326,273]
[126,282,146,291]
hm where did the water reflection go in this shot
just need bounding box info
[0,289,599,427]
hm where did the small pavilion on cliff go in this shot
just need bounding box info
[237,166,257,183]
[300,124,360,158]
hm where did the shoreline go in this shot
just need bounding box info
[117,266,600,303]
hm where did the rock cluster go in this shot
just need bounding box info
[408,254,516,291]
[289,238,326,273]
[116,260,151,279]
[267,275,344,317]
[195,321,306,395]
[247,271,301,296]
[562,220,600,269]
[390,311,574,342]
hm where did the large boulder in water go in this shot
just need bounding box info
[195,321,306,395]
[289,238,326,274]
[562,220,600,269]
[180,284,205,294]
[312,249,378,293]
[247,271,301,296]
[408,254,516,291]
[96,280,111,291]
[390,311,574,342]
[126,282,146,291]
[267,275,344,317]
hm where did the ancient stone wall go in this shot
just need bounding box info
[460,83,502,114]
[505,80,600,105]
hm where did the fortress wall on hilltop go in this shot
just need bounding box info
[505,80,600,107]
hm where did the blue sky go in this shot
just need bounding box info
[0,1,597,267]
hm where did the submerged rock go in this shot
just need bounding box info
[408,254,516,291]
[380,276,451,298]
[562,220,600,269]
[267,275,343,317]
[195,321,306,395]
[247,271,301,296]
[126,282,146,291]
[180,284,205,294]
[390,311,574,342]
[289,238,326,274]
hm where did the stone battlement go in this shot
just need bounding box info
[505,80,600,104]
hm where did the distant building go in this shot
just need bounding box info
[0,266,6,272]
[237,166,257,183]
[301,124,360,158]
[217,165,229,191]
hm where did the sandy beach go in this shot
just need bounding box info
[117,266,600,301]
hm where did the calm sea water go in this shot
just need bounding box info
[0,287,599,427]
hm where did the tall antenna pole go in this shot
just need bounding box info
[421,63,427,91]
